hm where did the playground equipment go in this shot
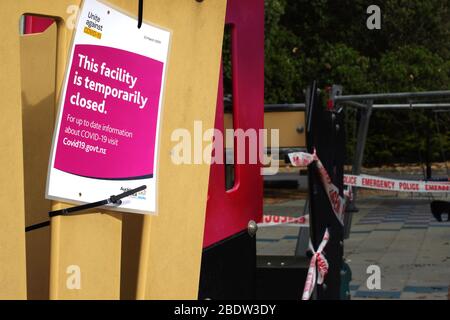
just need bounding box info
[329,89,450,228]
[331,89,450,183]
[304,82,347,299]
[257,86,450,299]
[244,83,348,300]
[3,0,325,301]
[2,0,448,302]
[1,0,227,299]
[199,0,264,300]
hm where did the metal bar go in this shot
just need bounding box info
[352,102,373,176]
[263,102,450,112]
[294,200,310,257]
[264,103,306,112]
[372,103,450,109]
[339,101,369,109]
[344,101,373,232]
[335,90,450,103]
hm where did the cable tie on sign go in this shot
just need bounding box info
[49,185,147,218]
[25,221,51,233]
[137,0,143,29]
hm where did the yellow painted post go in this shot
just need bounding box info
[21,22,58,300]
[120,214,144,300]
[49,210,122,299]
[135,0,227,299]
[0,4,28,300]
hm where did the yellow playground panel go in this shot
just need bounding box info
[225,110,306,150]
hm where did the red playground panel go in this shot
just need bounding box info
[203,0,264,248]
[24,16,54,34]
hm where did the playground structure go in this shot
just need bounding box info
[1,0,227,299]
[332,89,450,224]
[0,0,449,301]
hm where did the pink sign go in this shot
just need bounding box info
[54,44,163,180]
[47,0,171,214]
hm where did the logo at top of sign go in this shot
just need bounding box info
[84,11,103,39]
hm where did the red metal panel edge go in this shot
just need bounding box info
[24,16,54,34]
[203,0,264,248]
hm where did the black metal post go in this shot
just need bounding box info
[306,82,345,300]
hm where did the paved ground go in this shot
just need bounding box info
[257,193,450,300]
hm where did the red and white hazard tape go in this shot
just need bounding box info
[288,150,350,225]
[258,214,309,227]
[302,228,329,300]
[344,174,450,193]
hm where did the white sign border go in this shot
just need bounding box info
[45,0,172,215]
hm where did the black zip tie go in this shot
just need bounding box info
[138,0,143,29]
[25,220,51,233]
[49,185,147,218]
